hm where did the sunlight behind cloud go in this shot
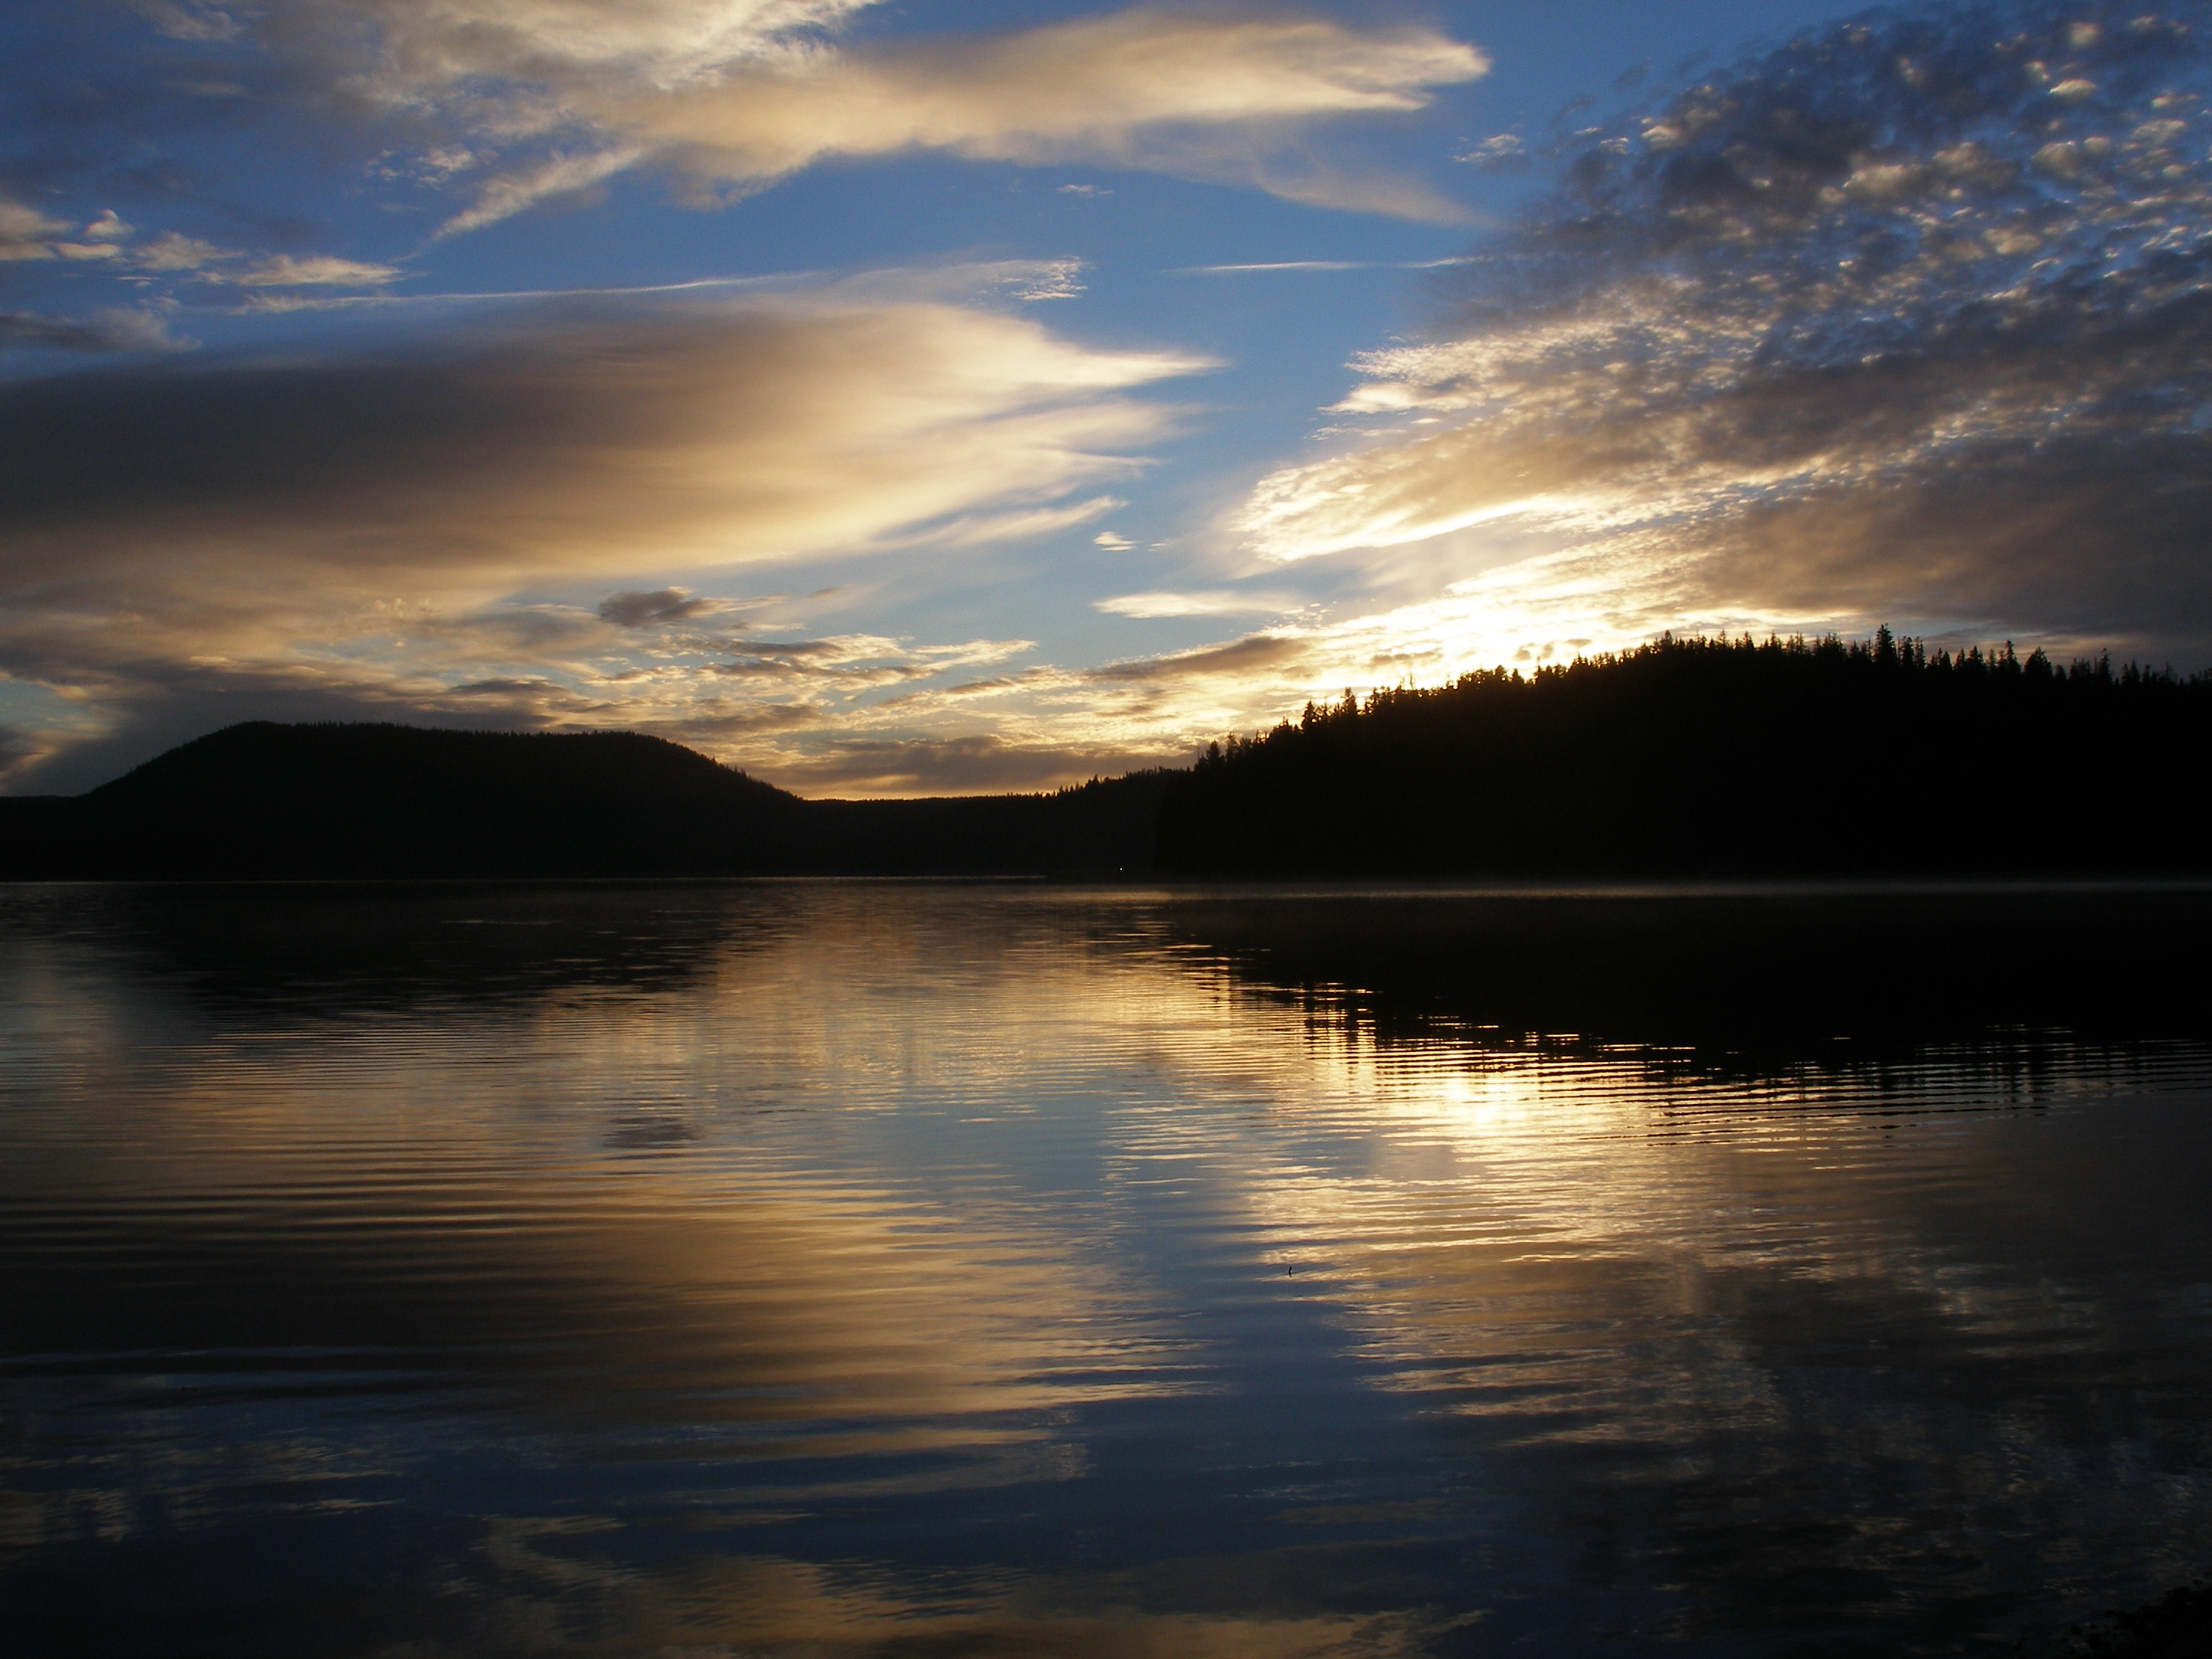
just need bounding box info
[1233,0,2212,662]
[17,0,2212,800]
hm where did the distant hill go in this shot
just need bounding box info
[0,724,804,878]
[0,723,1165,879]
[1155,632,2212,877]
[800,780,1165,878]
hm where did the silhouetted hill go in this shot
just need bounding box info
[0,723,804,878]
[6,631,2209,881]
[1157,632,2212,877]
[0,721,1166,878]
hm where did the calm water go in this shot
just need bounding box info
[4,880,2211,1658]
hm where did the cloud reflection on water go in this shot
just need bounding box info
[4,883,2212,1655]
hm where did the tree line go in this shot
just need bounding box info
[1155,630,2212,876]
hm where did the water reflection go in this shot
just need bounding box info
[2,881,2210,1656]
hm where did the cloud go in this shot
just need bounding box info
[1093,590,1294,617]
[0,195,70,261]
[839,587,1637,772]
[1236,0,2212,664]
[0,292,1200,588]
[122,3,1484,233]
[1085,632,1313,683]
[432,146,644,238]
[784,613,1420,782]
[131,231,235,271]
[0,204,377,289]
[585,11,1485,211]
[706,633,1031,689]
[0,285,1205,786]
[655,701,824,739]
[597,586,721,626]
[0,306,186,353]
[1173,256,1476,274]
[770,732,1170,796]
[783,608,1483,787]
[1455,132,1527,168]
[178,0,875,89]
[0,724,47,787]
[441,674,576,698]
[1010,258,1085,301]
[901,493,1123,549]
[229,253,407,287]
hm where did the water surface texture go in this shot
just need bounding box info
[4,881,2211,1658]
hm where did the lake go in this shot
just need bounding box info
[3,880,2210,1658]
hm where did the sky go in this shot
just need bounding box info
[4,0,2210,796]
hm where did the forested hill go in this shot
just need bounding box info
[4,634,2209,880]
[1154,632,2212,877]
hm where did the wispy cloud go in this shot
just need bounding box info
[0,285,1206,787]
[899,495,1128,549]
[0,305,186,354]
[1085,633,1313,683]
[585,11,1485,220]
[189,258,1091,317]
[1094,590,1298,618]
[118,4,1485,235]
[433,146,644,239]
[227,253,407,287]
[1172,257,1475,274]
[596,587,725,627]
[763,732,1168,796]
[132,231,237,272]
[1454,132,1528,170]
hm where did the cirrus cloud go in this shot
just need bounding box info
[579,9,1488,222]
[126,1,1486,232]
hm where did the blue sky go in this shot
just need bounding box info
[4,0,2208,793]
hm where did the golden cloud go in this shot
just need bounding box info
[580,9,1486,217]
[1,289,1201,594]
[141,2,1486,230]
[0,282,1208,788]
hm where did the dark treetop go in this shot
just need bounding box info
[1154,631,2212,878]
